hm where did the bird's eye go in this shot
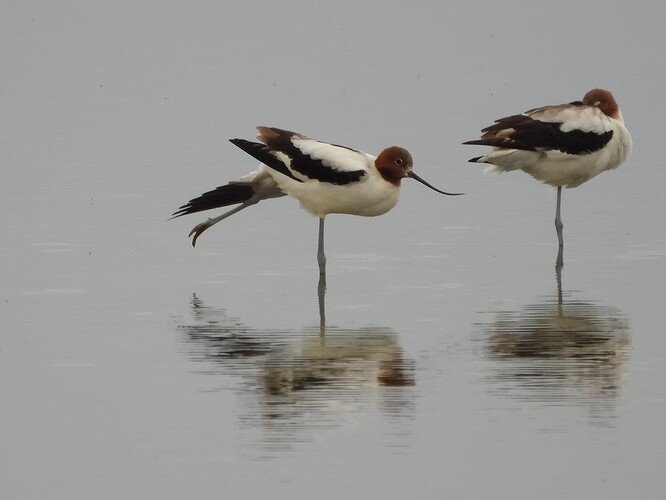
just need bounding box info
[394,158,403,165]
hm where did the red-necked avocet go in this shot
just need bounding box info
[173,126,462,274]
[464,88,632,250]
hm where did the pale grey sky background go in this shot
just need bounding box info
[2,2,665,499]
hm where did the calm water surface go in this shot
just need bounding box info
[3,2,666,499]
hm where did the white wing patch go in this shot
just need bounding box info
[291,138,374,173]
[529,105,611,134]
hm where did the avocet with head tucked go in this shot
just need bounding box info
[464,88,632,250]
[173,126,461,274]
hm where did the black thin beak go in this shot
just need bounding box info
[407,171,464,196]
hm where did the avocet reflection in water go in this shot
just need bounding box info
[176,295,415,455]
[478,261,631,425]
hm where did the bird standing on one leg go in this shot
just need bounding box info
[464,88,632,253]
[172,126,461,275]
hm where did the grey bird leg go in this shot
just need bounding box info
[317,217,326,276]
[184,187,285,247]
[317,217,327,336]
[555,186,564,249]
[555,186,565,270]
[189,199,259,247]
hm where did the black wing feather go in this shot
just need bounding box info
[260,128,366,185]
[172,183,255,218]
[229,138,303,182]
[464,114,612,155]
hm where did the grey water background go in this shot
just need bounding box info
[2,1,666,498]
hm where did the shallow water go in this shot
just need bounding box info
[3,2,666,499]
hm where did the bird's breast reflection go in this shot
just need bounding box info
[261,330,415,397]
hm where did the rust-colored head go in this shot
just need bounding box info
[376,146,463,195]
[583,88,621,120]
[375,146,414,186]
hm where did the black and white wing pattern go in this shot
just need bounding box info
[231,127,369,185]
[464,103,614,157]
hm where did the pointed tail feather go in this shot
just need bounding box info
[171,182,255,218]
